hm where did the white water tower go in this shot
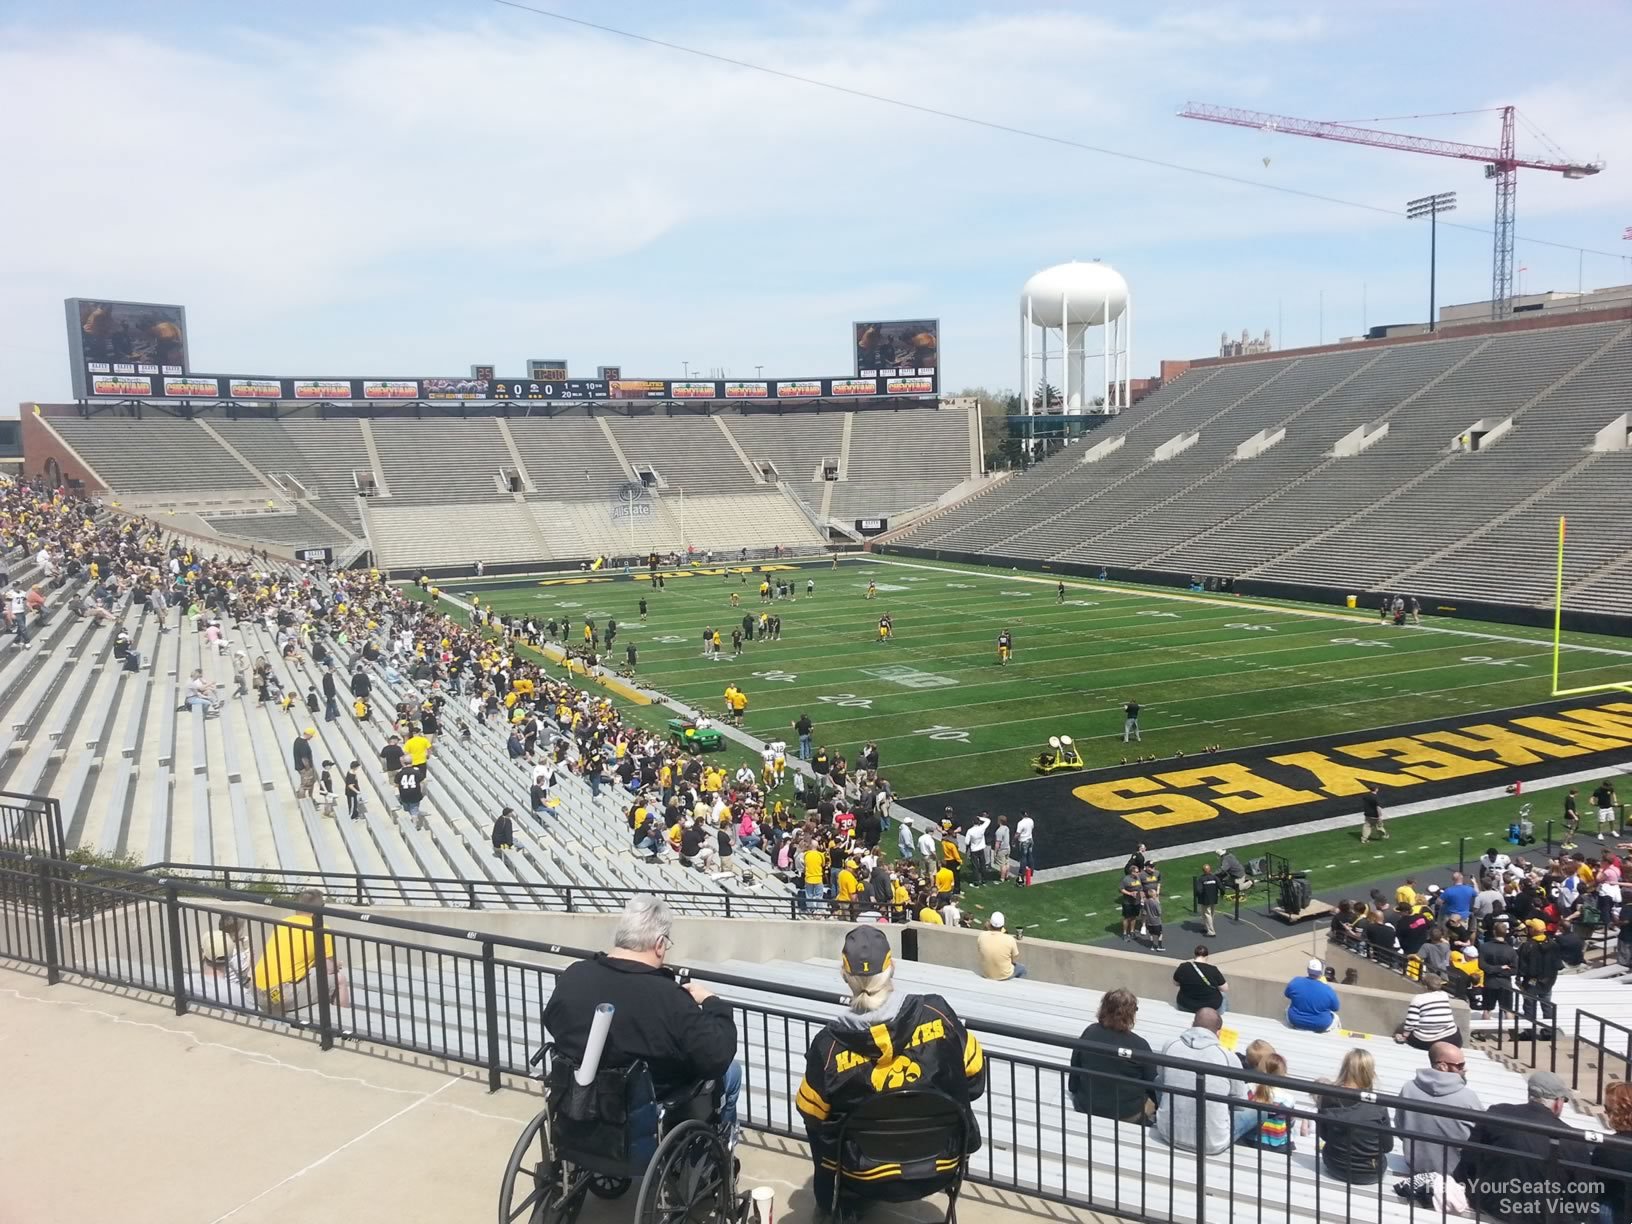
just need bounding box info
[1020,261,1131,427]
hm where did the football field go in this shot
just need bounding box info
[452,556,1632,801]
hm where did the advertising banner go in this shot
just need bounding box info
[854,318,939,376]
[670,381,716,399]
[855,517,889,535]
[163,376,222,398]
[362,380,419,400]
[725,381,769,399]
[776,380,822,399]
[886,376,936,395]
[610,379,669,400]
[229,378,282,399]
[293,379,354,400]
[831,378,878,397]
[422,377,490,400]
[91,373,153,396]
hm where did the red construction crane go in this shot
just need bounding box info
[1178,102,1603,320]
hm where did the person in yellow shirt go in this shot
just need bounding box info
[801,843,828,916]
[940,821,964,893]
[918,896,945,925]
[403,729,432,780]
[729,687,748,727]
[252,890,350,1016]
[1395,878,1420,907]
[934,865,955,896]
[835,859,862,918]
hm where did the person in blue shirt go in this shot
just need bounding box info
[1439,871,1476,924]
[1284,959,1341,1033]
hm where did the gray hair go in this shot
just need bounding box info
[614,894,674,953]
[841,962,895,1016]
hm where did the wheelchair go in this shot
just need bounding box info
[499,1045,748,1224]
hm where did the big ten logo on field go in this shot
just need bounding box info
[1073,699,1632,831]
[860,665,957,690]
[868,583,911,592]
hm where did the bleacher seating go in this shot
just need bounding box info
[896,319,1632,610]
[369,419,515,504]
[0,539,794,912]
[32,407,983,567]
[51,418,263,494]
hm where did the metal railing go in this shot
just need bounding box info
[5,847,1632,1223]
[0,791,64,862]
[137,860,810,918]
[1574,1008,1632,1104]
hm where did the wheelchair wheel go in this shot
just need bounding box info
[633,1119,733,1224]
[498,1108,586,1224]
[587,1175,632,1200]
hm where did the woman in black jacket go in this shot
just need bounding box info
[1316,1049,1393,1183]
[1068,989,1159,1124]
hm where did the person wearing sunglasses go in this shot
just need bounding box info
[1394,1040,1481,1180]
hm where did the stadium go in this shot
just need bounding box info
[5,10,1632,1224]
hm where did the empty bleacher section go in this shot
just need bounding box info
[504,415,630,490]
[605,415,759,490]
[210,417,372,536]
[50,417,264,494]
[829,408,979,519]
[896,317,1632,612]
[363,489,824,569]
[721,412,844,485]
[29,407,984,568]
[369,418,516,504]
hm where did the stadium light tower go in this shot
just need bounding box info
[1407,191,1457,332]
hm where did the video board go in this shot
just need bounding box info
[66,298,191,399]
[854,318,939,377]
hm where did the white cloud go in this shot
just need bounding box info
[0,4,1627,409]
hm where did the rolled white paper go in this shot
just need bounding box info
[575,1003,615,1086]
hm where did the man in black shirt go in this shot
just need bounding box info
[1122,700,1141,743]
[1194,865,1222,936]
[1172,946,1226,1014]
[379,733,406,775]
[1069,988,1158,1124]
[794,713,813,760]
[542,896,740,1146]
[1359,786,1388,843]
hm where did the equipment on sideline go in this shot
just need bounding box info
[1032,735,1083,774]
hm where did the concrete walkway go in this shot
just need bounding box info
[0,966,1114,1224]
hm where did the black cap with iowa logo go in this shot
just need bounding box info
[841,926,892,977]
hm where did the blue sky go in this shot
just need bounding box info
[2,1,1629,410]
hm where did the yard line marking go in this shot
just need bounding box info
[1323,864,1337,870]
[1349,859,1361,864]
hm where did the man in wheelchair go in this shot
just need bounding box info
[543,896,742,1153]
[796,927,986,1221]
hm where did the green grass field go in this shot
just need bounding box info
[452,557,1632,799]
